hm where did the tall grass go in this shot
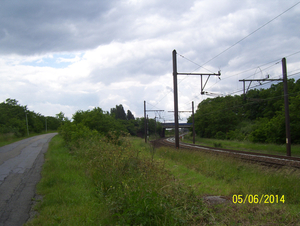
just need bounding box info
[27,134,300,225]
[27,134,212,225]
[26,135,107,225]
[76,134,212,225]
[154,146,300,203]
[184,133,300,157]
[145,144,300,225]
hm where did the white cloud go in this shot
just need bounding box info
[0,0,300,122]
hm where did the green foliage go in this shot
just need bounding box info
[191,95,242,138]
[191,79,300,144]
[135,117,163,138]
[110,104,127,120]
[54,126,209,225]
[58,121,98,148]
[0,98,61,139]
[72,107,125,135]
[152,145,300,224]
[126,109,135,120]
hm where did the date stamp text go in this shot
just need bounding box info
[232,194,285,204]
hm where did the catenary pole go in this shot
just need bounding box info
[192,101,195,144]
[172,50,220,148]
[239,59,291,156]
[25,112,29,136]
[144,101,147,143]
[172,50,180,148]
[282,58,291,156]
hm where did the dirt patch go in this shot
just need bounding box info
[202,195,232,205]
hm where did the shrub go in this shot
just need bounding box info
[59,126,210,225]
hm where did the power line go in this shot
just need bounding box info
[148,45,300,111]
[213,49,300,83]
[192,1,300,70]
[184,51,300,106]
[286,50,300,58]
[177,53,215,73]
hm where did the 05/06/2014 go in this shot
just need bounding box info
[232,194,285,204]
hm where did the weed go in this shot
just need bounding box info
[27,133,300,225]
[27,133,213,225]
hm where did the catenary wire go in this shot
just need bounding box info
[147,0,300,112]
[191,1,300,70]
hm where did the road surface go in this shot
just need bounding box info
[0,133,57,226]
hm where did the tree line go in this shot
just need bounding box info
[65,104,162,138]
[0,98,61,137]
[59,104,163,147]
[0,98,162,139]
[188,78,300,144]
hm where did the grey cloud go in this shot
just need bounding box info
[1,0,300,119]
[0,0,196,56]
[0,0,114,55]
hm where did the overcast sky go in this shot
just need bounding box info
[1,0,300,122]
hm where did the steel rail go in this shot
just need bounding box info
[152,137,300,168]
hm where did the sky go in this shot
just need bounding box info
[1,0,300,122]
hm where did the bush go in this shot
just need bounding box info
[58,122,98,149]
[59,125,209,225]
[215,131,226,140]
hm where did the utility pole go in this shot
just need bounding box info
[192,101,195,144]
[282,57,291,156]
[144,101,147,143]
[172,49,221,148]
[147,114,149,142]
[154,116,157,140]
[173,50,179,148]
[45,117,47,133]
[239,57,291,156]
[25,112,29,136]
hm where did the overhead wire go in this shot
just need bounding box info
[179,0,300,108]
[184,50,300,107]
[148,2,300,113]
[191,1,300,70]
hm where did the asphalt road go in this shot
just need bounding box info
[0,133,57,226]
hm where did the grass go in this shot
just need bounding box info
[141,140,300,225]
[0,130,57,147]
[25,135,108,225]
[183,133,300,157]
[26,134,300,225]
[26,134,211,225]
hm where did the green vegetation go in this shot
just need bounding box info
[0,99,162,146]
[148,144,300,225]
[184,133,300,157]
[0,130,57,147]
[67,104,162,138]
[12,86,299,224]
[0,98,61,142]
[27,132,300,225]
[27,132,210,225]
[189,78,300,144]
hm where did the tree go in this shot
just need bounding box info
[127,110,135,120]
[110,104,127,120]
[0,98,61,137]
[5,98,19,106]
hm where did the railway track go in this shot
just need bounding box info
[152,137,300,169]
